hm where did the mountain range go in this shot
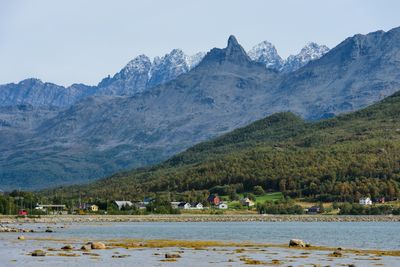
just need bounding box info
[0,41,328,107]
[1,27,400,190]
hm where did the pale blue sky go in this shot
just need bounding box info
[1,0,400,86]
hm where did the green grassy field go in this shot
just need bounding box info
[253,192,284,203]
[224,192,284,209]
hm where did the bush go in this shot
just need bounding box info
[257,199,303,215]
[253,186,265,196]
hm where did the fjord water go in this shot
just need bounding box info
[24,221,400,250]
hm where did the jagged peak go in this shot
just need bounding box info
[124,54,152,72]
[199,35,251,66]
[247,40,283,70]
[227,35,239,48]
[19,78,43,85]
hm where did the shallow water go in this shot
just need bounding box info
[13,221,400,250]
[1,221,399,266]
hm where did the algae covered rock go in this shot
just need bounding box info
[31,250,46,256]
[289,239,306,247]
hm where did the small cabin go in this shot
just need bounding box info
[190,202,204,209]
[359,197,372,205]
[114,201,133,210]
[170,202,181,209]
[207,194,221,206]
[89,205,99,212]
[218,203,228,209]
[240,197,255,207]
[18,209,28,216]
[307,206,320,214]
[178,202,191,209]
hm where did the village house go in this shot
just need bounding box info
[178,202,191,209]
[240,197,255,207]
[359,197,372,205]
[114,201,133,210]
[218,203,228,209]
[307,206,320,214]
[134,202,147,209]
[89,204,99,212]
[376,197,385,204]
[190,202,204,210]
[170,202,181,209]
[207,194,221,206]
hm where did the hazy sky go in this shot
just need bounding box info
[1,0,400,86]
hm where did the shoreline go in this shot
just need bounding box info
[1,214,400,224]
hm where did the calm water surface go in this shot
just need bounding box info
[36,221,400,250]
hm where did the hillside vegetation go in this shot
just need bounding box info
[49,91,400,201]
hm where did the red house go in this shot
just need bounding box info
[18,209,28,216]
[207,194,220,206]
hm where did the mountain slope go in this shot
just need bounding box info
[0,36,278,190]
[272,27,400,119]
[53,90,400,200]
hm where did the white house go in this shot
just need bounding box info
[240,197,255,207]
[359,197,372,205]
[178,202,191,209]
[190,202,204,209]
[170,202,181,209]
[114,201,133,210]
[218,203,228,209]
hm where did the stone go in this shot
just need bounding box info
[32,250,46,256]
[61,245,73,250]
[165,253,181,259]
[81,244,92,251]
[289,239,306,247]
[89,242,106,249]
[17,235,25,240]
[330,250,343,257]
[45,229,53,233]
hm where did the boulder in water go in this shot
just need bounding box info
[289,239,306,247]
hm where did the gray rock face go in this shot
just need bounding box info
[97,54,152,95]
[0,79,96,107]
[1,27,400,190]
[272,28,400,119]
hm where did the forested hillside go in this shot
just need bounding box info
[49,91,400,201]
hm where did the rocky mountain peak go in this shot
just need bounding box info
[247,41,283,71]
[281,42,329,72]
[200,35,251,66]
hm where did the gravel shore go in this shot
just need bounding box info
[1,214,400,224]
